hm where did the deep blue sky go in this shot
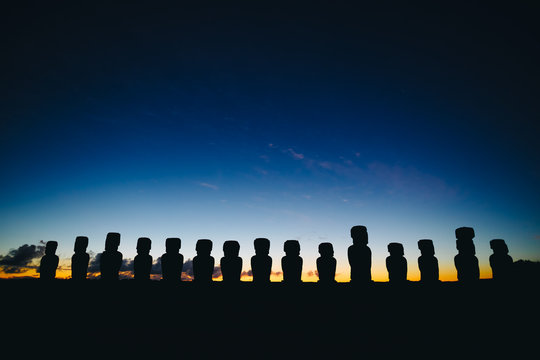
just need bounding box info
[1,1,539,280]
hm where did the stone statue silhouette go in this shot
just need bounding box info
[454,227,479,282]
[100,232,123,280]
[317,242,336,284]
[134,237,152,280]
[193,239,214,283]
[161,237,184,281]
[348,225,372,283]
[386,242,407,284]
[221,240,242,283]
[489,239,513,282]
[39,241,59,280]
[417,239,439,283]
[251,238,272,284]
[71,236,89,280]
[282,240,302,284]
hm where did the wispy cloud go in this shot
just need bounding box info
[286,148,304,160]
[198,182,219,190]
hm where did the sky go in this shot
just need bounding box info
[1,1,539,281]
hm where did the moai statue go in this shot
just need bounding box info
[317,242,337,284]
[71,236,89,280]
[386,243,407,284]
[39,241,59,280]
[134,237,152,281]
[417,239,439,283]
[221,240,242,283]
[348,225,372,283]
[489,239,513,282]
[251,238,272,284]
[281,240,302,284]
[193,239,214,283]
[454,227,479,282]
[100,232,123,280]
[161,237,184,281]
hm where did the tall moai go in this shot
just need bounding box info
[134,237,152,281]
[282,240,302,284]
[40,241,59,280]
[193,239,214,283]
[221,240,242,283]
[417,239,439,283]
[251,238,272,284]
[71,236,90,280]
[386,243,407,284]
[454,227,479,282]
[317,242,337,284]
[100,232,123,280]
[489,239,513,282]
[161,237,184,281]
[348,225,372,283]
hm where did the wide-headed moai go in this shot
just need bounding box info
[282,240,302,284]
[417,239,439,283]
[40,241,59,280]
[348,225,372,283]
[134,237,152,280]
[71,236,90,280]
[251,238,272,284]
[193,239,215,283]
[161,237,184,281]
[221,240,242,283]
[386,243,407,284]
[317,242,337,284]
[454,227,479,282]
[489,239,513,282]
[100,232,123,280]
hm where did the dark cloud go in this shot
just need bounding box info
[0,243,46,273]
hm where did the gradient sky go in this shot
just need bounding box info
[1,1,539,281]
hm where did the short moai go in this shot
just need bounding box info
[348,225,372,283]
[71,236,90,280]
[251,238,272,284]
[100,232,123,280]
[161,237,184,281]
[489,239,513,282]
[317,242,337,284]
[193,239,214,283]
[221,240,242,283]
[454,227,479,282]
[134,237,152,281]
[281,240,303,284]
[417,239,439,283]
[40,241,59,280]
[386,243,407,284]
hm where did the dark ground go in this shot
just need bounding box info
[1,279,537,357]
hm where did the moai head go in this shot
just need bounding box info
[45,241,58,256]
[254,238,270,255]
[455,227,475,241]
[351,225,368,246]
[318,242,334,257]
[196,239,213,256]
[418,239,435,256]
[490,239,509,255]
[105,232,121,251]
[388,242,404,257]
[223,240,240,258]
[284,240,300,256]
[137,237,152,255]
[74,236,88,254]
[165,237,181,254]
[455,227,476,255]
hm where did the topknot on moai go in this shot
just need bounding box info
[221,240,242,283]
[417,239,439,283]
[454,227,479,282]
[489,239,513,282]
[317,242,336,284]
[40,241,59,280]
[282,240,302,284]
[134,237,152,280]
[348,225,372,284]
[72,236,90,280]
[193,239,214,283]
[251,238,272,284]
[386,242,407,284]
[161,237,184,281]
